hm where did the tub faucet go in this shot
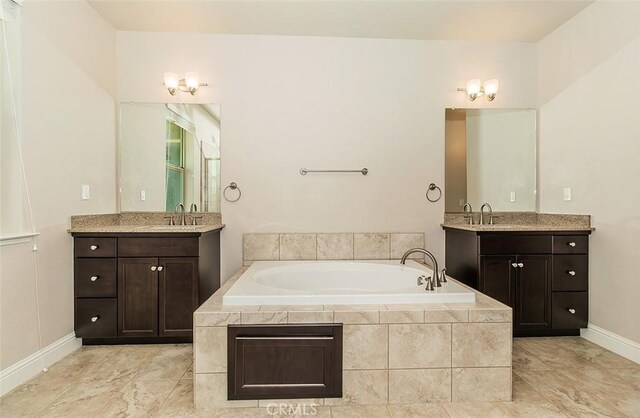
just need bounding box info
[480,203,493,225]
[400,248,446,287]
[174,203,186,226]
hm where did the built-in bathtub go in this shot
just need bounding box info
[222,260,476,305]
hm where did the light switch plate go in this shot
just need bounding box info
[510,191,516,202]
[563,187,572,201]
[81,184,90,200]
[140,190,146,201]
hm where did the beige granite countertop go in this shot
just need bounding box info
[442,212,594,232]
[68,212,224,234]
[69,224,225,234]
[441,223,594,232]
[195,264,512,325]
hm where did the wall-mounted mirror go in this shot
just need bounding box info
[445,108,536,213]
[119,103,221,212]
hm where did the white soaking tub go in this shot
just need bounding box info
[223,260,475,305]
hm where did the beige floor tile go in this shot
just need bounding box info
[516,369,627,417]
[134,344,193,380]
[497,374,566,417]
[386,403,449,417]
[0,381,70,418]
[331,405,391,418]
[38,381,123,418]
[155,380,197,418]
[99,379,178,417]
[444,402,510,418]
[512,346,553,371]
[182,363,194,380]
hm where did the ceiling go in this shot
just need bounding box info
[88,0,593,43]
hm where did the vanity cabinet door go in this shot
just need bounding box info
[479,256,516,308]
[158,258,198,337]
[118,258,159,337]
[514,255,551,331]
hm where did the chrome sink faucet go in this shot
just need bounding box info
[400,248,447,287]
[463,203,473,225]
[174,203,186,226]
[480,203,493,225]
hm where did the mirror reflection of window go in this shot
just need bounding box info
[119,103,221,213]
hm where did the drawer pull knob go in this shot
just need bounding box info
[157,266,164,271]
[91,316,100,322]
[90,276,99,282]
[511,263,518,268]
[151,266,157,271]
[517,263,524,268]
[568,242,576,247]
[568,270,576,276]
[90,245,99,251]
[568,308,576,314]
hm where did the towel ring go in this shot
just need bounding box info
[224,182,241,202]
[426,183,442,202]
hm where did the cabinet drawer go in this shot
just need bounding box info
[75,238,117,258]
[75,259,117,297]
[552,292,588,329]
[553,255,588,291]
[552,235,589,254]
[118,237,198,257]
[228,324,342,400]
[479,235,552,255]
[75,298,117,338]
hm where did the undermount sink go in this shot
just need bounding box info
[137,225,202,231]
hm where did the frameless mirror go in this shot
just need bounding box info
[445,108,536,213]
[119,103,221,212]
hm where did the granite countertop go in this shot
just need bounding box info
[441,223,595,232]
[195,264,512,323]
[68,212,224,234]
[68,223,225,234]
[441,212,594,233]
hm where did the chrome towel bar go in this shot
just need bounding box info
[300,168,368,176]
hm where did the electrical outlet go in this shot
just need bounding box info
[140,190,146,201]
[81,184,90,200]
[563,187,572,201]
[510,191,516,202]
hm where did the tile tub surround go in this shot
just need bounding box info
[193,268,513,409]
[242,233,426,263]
[69,212,224,233]
[442,212,593,232]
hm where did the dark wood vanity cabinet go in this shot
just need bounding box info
[72,231,220,344]
[445,228,590,337]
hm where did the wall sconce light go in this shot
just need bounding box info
[163,72,208,96]
[457,79,499,101]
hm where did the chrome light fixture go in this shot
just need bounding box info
[457,78,499,101]
[163,72,208,96]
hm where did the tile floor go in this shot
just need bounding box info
[1,337,638,417]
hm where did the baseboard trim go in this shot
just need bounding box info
[581,323,640,365]
[0,332,81,397]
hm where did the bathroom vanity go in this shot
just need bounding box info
[70,215,223,344]
[443,218,592,337]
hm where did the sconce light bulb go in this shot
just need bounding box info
[185,72,200,95]
[484,79,499,101]
[163,72,179,96]
[465,79,482,101]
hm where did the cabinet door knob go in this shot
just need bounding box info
[511,263,518,268]
[568,242,576,247]
[90,276,99,282]
[568,308,576,314]
[157,266,164,271]
[91,316,100,322]
[90,245,99,251]
[151,266,157,271]
[517,263,524,268]
[567,270,576,276]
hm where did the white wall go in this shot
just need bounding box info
[537,1,640,344]
[0,1,116,370]
[116,32,537,280]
